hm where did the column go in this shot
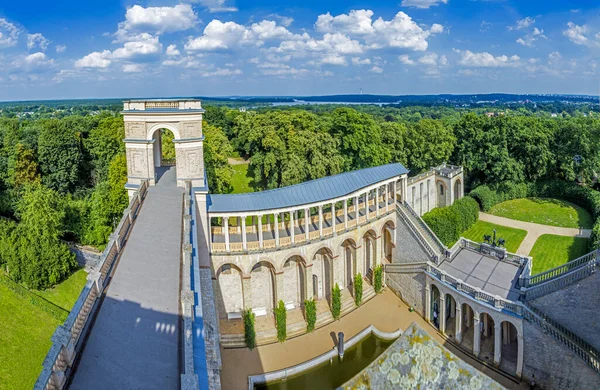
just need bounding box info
[516,334,524,379]
[402,177,408,203]
[439,294,446,334]
[455,306,463,343]
[318,205,323,237]
[304,208,310,241]
[364,192,369,219]
[224,216,230,252]
[494,322,501,366]
[258,215,263,248]
[274,213,280,246]
[392,180,397,203]
[473,315,481,357]
[425,283,431,322]
[242,276,252,310]
[241,216,247,250]
[354,196,359,221]
[385,183,390,212]
[290,210,295,243]
[376,187,380,216]
[344,198,348,229]
[331,202,335,234]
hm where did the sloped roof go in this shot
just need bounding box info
[207,163,408,213]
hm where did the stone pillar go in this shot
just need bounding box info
[364,192,369,219]
[376,187,380,216]
[385,183,389,212]
[241,216,247,250]
[242,276,252,310]
[516,334,524,379]
[402,177,408,203]
[318,205,323,237]
[494,322,501,366]
[290,210,295,243]
[392,180,397,202]
[274,213,280,246]
[439,294,446,334]
[275,271,284,304]
[224,217,230,252]
[344,199,348,229]
[304,208,310,241]
[354,196,359,220]
[455,306,462,343]
[331,202,335,234]
[473,315,481,357]
[258,215,263,248]
[425,283,431,323]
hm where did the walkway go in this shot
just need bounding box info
[220,289,527,390]
[479,213,591,256]
[70,167,184,390]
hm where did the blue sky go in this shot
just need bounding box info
[0,0,599,100]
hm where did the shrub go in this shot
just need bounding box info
[331,283,341,320]
[275,300,287,342]
[304,299,317,332]
[373,265,383,294]
[354,274,363,306]
[422,206,461,246]
[452,197,480,233]
[243,309,256,350]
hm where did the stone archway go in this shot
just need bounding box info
[436,180,448,208]
[341,239,357,290]
[122,99,206,196]
[250,261,276,312]
[454,178,462,201]
[282,255,307,308]
[216,264,244,318]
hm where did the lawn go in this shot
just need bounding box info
[529,235,591,274]
[0,277,65,390]
[231,163,253,194]
[34,268,88,311]
[459,220,528,253]
[489,198,593,229]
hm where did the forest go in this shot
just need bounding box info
[0,102,599,290]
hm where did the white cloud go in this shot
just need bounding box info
[315,10,375,35]
[201,68,242,77]
[22,52,54,68]
[112,34,162,59]
[456,49,520,67]
[75,50,112,69]
[120,4,198,35]
[55,44,67,53]
[509,17,535,31]
[122,63,145,73]
[351,57,371,65]
[430,24,444,34]
[563,22,593,46]
[185,20,251,51]
[0,18,20,48]
[194,0,238,13]
[419,53,438,65]
[398,54,415,65]
[166,44,180,56]
[369,65,383,73]
[321,54,347,66]
[27,33,50,51]
[276,33,363,56]
[401,0,448,9]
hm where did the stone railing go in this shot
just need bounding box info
[522,303,599,374]
[402,201,446,255]
[146,101,179,109]
[35,180,149,390]
[433,163,463,179]
[396,203,439,264]
[425,263,523,317]
[455,238,530,269]
[407,170,435,185]
[522,250,597,289]
[385,262,429,274]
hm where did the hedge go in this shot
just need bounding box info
[275,300,287,342]
[331,283,341,320]
[373,265,383,294]
[469,181,528,212]
[422,196,480,247]
[304,299,316,332]
[243,309,256,349]
[354,274,363,307]
[0,274,69,322]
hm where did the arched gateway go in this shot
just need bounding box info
[122,99,206,196]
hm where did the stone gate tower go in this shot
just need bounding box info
[122,99,206,196]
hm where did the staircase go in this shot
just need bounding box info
[397,201,446,261]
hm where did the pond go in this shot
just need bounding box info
[254,334,394,390]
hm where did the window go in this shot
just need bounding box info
[440,185,444,195]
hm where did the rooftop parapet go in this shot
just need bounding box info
[123,99,203,111]
[433,162,463,178]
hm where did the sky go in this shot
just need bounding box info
[0,0,599,100]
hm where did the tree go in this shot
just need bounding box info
[203,122,234,194]
[87,117,125,182]
[405,119,455,172]
[38,119,83,193]
[11,143,40,187]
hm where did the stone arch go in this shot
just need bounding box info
[312,247,334,302]
[250,261,276,312]
[430,284,442,329]
[340,238,357,290]
[499,320,520,375]
[381,220,396,263]
[460,302,476,353]
[362,229,377,278]
[443,292,459,338]
[436,180,448,208]
[479,311,497,363]
[216,263,244,318]
[454,178,462,201]
[282,255,308,307]
[147,122,182,141]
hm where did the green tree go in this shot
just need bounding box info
[203,122,234,194]
[11,143,40,187]
[87,117,125,182]
[405,119,455,172]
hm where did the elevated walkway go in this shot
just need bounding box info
[70,167,184,390]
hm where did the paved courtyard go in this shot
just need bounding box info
[439,248,521,300]
[70,167,184,390]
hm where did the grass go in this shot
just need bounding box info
[231,163,253,194]
[34,268,88,311]
[459,220,528,253]
[0,276,63,390]
[529,235,591,274]
[489,198,593,229]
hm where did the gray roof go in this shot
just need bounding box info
[207,163,408,213]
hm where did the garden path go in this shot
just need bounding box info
[479,213,591,256]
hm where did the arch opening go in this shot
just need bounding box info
[460,302,476,353]
[499,321,519,375]
[216,264,244,319]
[250,261,276,313]
[151,127,177,185]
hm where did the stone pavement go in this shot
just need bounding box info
[220,289,527,390]
[70,167,184,390]
[479,213,591,256]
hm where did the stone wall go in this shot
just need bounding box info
[393,214,432,264]
[522,319,600,389]
[216,269,243,315]
[386,271,426,316]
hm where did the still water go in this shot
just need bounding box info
[255,334,394,390]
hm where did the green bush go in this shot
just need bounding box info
[331,283,341,320]
[243,309,256,350]
[452,197,480,233]
[354,274,363,306]
[275,300,287,342]
[304,299,317,332]
[422,206,461,246]
[373,265,383,294]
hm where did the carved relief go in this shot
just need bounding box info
[180,121,202,139]
[128,150,147,177]
[125,122,146,139]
